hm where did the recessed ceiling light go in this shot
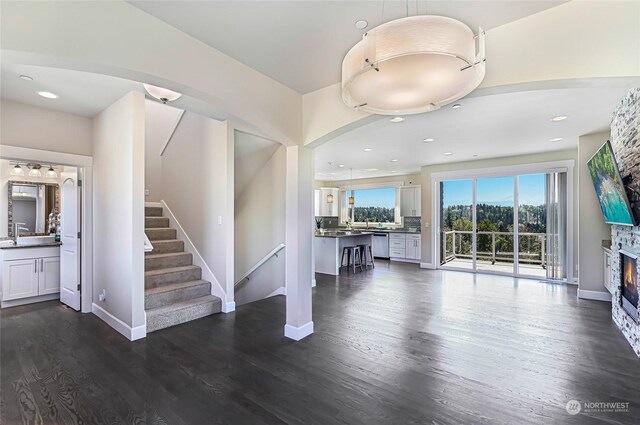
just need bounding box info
[444,152,453,156]
[549,137,563,142]
[452,104,461,109]
[423,138,435,143]
[338,164,345,167]
[355,20,368,30]
[472,154,479,157]
[19,75,33,81]
[364,148,373,152]
[391,171,398,173]
[390,116,405,123]
[551,115,568,122]
[37,91,58,99]
[390,159,398,162]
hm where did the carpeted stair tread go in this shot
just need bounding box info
[145,265,200,277]
[146,295,222,332]
[144,280,211,310]
[145,251,193,271]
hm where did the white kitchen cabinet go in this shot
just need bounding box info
[400,186,421,217]
[1,246,61,305]
[405,235,422,260]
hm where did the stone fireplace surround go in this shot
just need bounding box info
[610,88,640,357]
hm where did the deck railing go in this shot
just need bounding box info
[441,230,546,267]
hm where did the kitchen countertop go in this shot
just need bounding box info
[322,228,420,234]
[315,231,374,238]
[1,242,62,250]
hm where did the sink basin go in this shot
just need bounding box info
[16,235,56,246]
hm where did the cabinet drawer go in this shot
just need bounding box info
[389,239,405,248]
[390,248,406,258]
[390,233,406,240]
[406,234,421,241]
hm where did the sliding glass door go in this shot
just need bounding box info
[439,171,568,281]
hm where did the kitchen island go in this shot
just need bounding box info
[314,231,373,275]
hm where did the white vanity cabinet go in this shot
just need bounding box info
[1,246,60,305]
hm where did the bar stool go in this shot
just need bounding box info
[357,244,375,269]
[340,246,363,273]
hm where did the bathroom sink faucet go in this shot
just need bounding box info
[14,222,28,239]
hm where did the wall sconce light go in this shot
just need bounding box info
[327,194,334,204]
[28,164,42,177]
[10,163,24,177]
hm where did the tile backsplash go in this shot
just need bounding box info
[317,216,339,228]
[404,216,421,228]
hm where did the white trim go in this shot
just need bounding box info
[92,303,146,341]
[284,321,314,341]
[145,201,163,207]
[160,200,229,309]
[430,160,575,180]
[420,262,435,269]
[311,278,317,287]
[390,257,420,264]
[578,289,612,302]
[266,286,287,298]
[223,302,236,313]
[1,293,59,308]
[159,109,185,156]
[0,145,93,166]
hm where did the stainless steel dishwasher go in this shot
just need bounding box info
[372,232,389,258]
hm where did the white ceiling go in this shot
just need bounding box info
[1,63,145,117]
[314,85,635,181]
[129,0,566,94]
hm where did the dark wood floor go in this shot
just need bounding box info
[2,261,639,425]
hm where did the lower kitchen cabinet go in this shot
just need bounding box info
[389,233,421,262]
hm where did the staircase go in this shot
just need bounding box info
[144,205,221,332]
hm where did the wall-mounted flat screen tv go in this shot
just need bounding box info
[587,141,636,226]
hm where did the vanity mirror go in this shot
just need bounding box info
[8,181,60,237]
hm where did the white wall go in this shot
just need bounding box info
[161,111,234,304]
[317,173,421,189]
[144,100,183,202]
[420,149,580,276]
[1,100,93,156]
[578,131,613,293]
[92,91,145,338]
[235,143,286,305]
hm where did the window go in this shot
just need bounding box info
[340,185,400,224]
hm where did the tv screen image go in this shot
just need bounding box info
[587,141,636,226]
[621,251,639,321]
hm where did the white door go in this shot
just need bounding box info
[2,259,39,301]
[39,257,61,295]
[60,171,81,310]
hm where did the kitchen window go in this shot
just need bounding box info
[339,184,401,225]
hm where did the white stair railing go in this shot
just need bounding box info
[235,243,285,287]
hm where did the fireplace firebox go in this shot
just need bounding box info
[620,248,639,321]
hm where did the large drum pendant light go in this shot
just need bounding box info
[342,15,485,115]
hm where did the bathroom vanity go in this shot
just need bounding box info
[0,244,61,307]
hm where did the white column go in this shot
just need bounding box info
[284,145,314,340]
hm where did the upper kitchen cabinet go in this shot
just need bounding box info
[400,186,421,217]
[315,187,339,217]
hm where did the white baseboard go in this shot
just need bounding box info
[578,289,612,302]
[160,200,230,310]
[311,279,316,288]
[92,303,146,341]
[266,286,286,298]
[223,301,236,313]
[284,321,314,341]
[420,262,435,269]
[1,293,60,308]
[390,257,420,264]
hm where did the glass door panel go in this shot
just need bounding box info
[476,177,515,274]
[440,180,474,270]
[517,174,547,277]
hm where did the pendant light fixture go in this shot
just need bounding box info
[46,165,58,178]
[10,163,24,177]
[342,10,485,115]
[143,83,182,104]
[327,194,334,204]
[348,168,355,205]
